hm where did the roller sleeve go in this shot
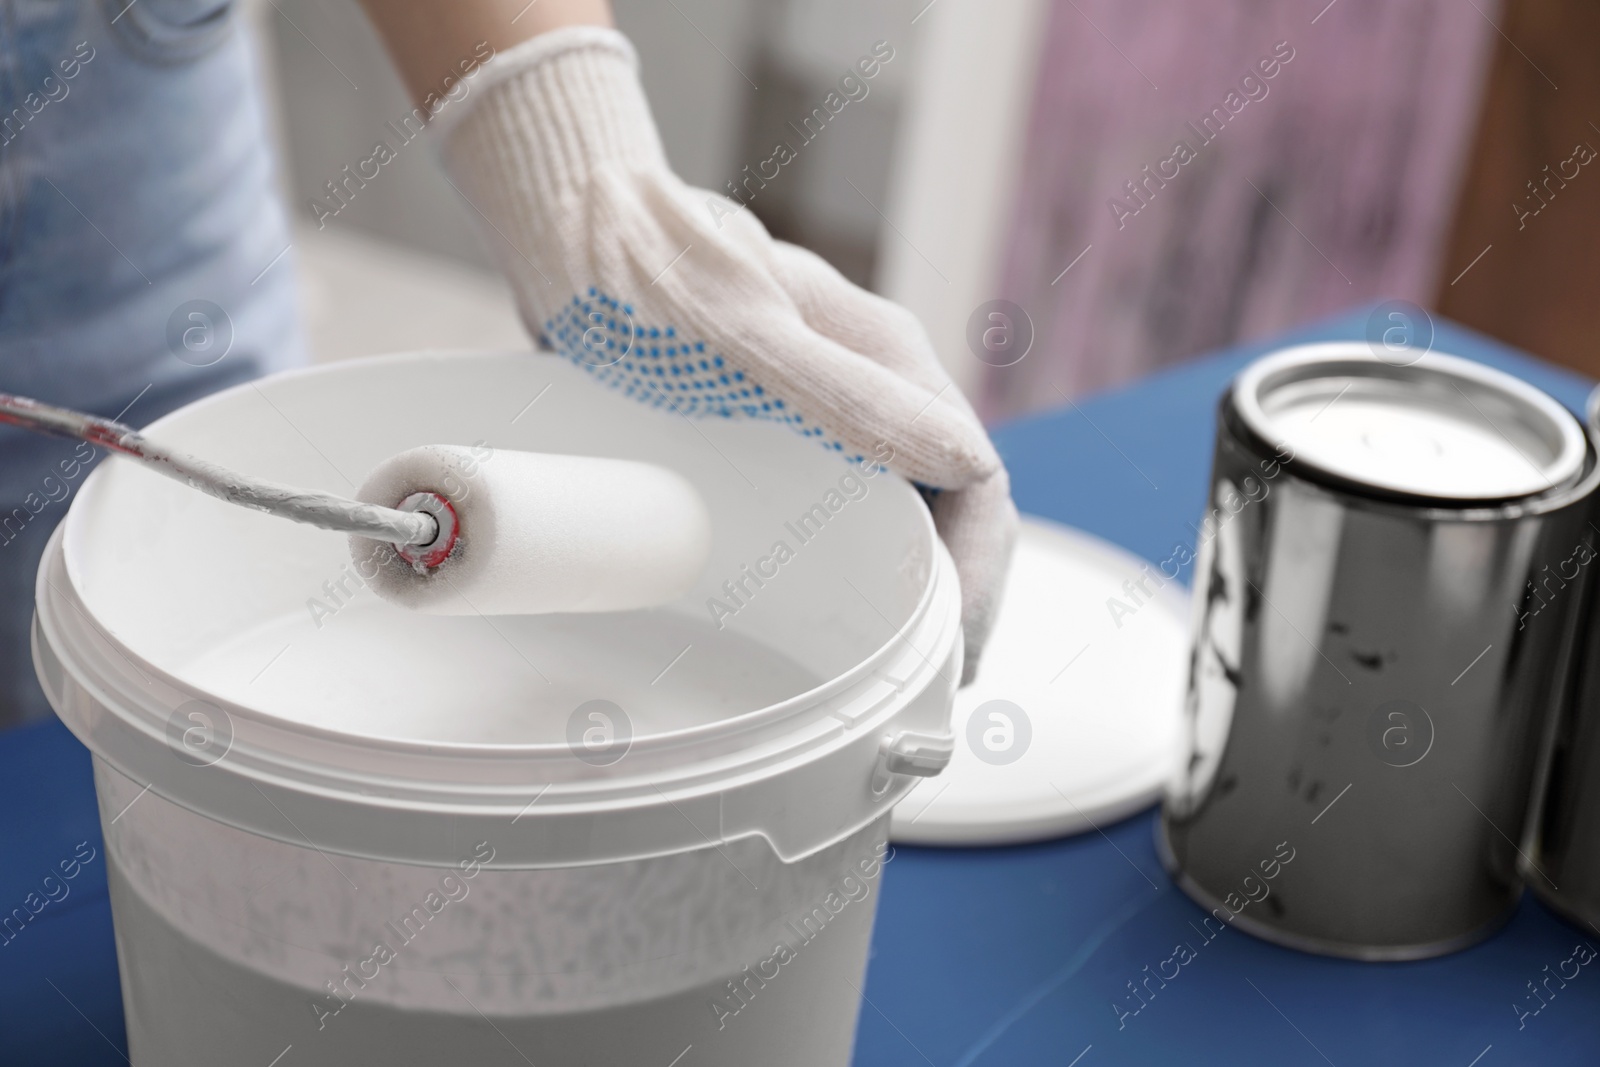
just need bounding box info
[351,444,711,615]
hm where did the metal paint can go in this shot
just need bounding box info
[1159,342,1597,960]
[1524,388,1600,931]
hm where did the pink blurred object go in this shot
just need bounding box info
[983,0,1499,418]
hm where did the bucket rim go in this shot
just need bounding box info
[35,351,963,867]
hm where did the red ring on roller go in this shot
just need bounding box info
[392,491,459,572]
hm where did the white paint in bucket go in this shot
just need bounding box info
[35,352,960,1066]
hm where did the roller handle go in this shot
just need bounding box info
[0,392,439,548]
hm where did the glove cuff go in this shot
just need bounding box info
[441,26,666,209]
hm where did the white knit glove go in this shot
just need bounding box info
[438,27,1016,682]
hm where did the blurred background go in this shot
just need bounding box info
[253,0,1600,421]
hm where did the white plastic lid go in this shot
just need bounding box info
[1233,344,1586,501]
[891,517,1186,846]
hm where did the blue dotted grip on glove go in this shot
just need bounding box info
[542,288,867,465]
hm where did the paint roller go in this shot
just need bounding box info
[0,393,711,614]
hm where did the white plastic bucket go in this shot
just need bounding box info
[34,351,961,1066]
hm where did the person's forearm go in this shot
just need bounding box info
[356,0,613,105]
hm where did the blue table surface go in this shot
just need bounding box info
[4,306,1598,1066]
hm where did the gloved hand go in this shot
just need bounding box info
[438,27,1016,681]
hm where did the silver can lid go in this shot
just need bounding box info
[1233,343,1586,502]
